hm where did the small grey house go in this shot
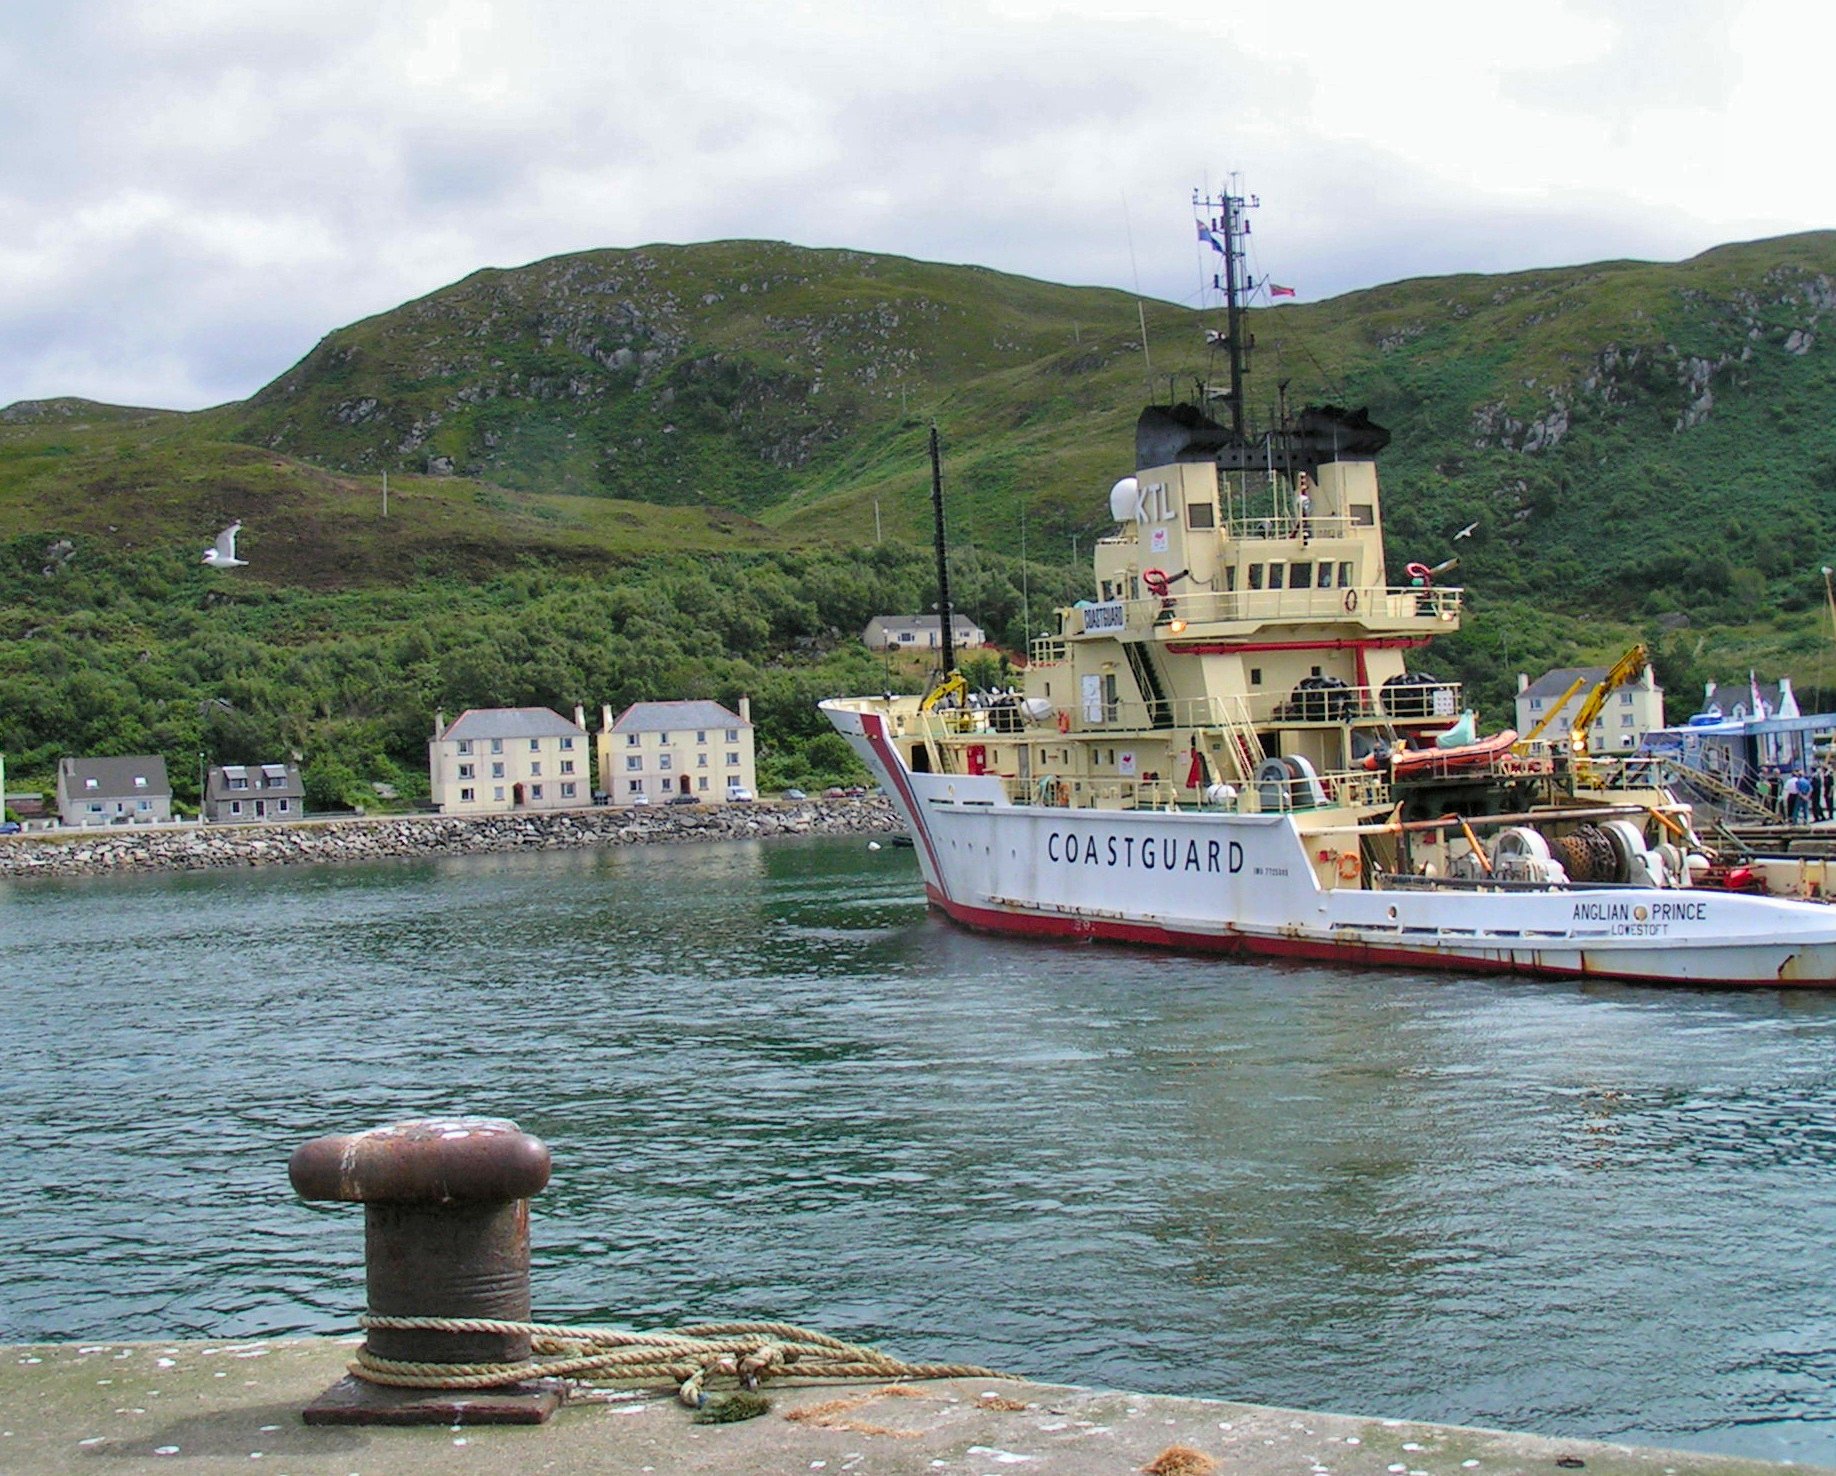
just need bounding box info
[56,756,172,827]
[205,762,305,824]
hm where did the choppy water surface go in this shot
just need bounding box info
[4,836,1836,1463]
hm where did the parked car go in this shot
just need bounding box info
[782,788,808,801]
[823,786,848,799]
[725,785,755,803]
[666,793,701,806]
[630,793,650,806]
[0,821,19,835]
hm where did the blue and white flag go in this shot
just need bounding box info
[1196,222,1228,255]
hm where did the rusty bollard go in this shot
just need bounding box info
[289,1117,558,1425]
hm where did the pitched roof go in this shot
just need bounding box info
[207,762,304,800]
[440,707,585,741]
[612,699,749,733]
[58,755,171,797]
[1520,666,1607,702]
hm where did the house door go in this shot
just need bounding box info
[678,775,690,795]
[255,800,267,818]
[512,782,526,806]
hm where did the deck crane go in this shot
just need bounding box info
[1567,643,1652,761]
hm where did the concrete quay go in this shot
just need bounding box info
[2,1338,1815,1476]
[0,797,900,880]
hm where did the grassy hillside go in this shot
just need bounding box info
[7,233,1836,803]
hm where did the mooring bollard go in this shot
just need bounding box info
[289,1116,557,1425]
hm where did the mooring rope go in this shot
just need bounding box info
[351,1314,1002,1407]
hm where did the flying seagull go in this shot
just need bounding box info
[201,521,247,568]
[1453,520,1480,541]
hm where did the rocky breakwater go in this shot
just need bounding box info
[0,799,903,880]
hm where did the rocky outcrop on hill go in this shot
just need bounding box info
[0,800,902,881]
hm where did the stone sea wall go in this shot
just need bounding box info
[0,799,902,880]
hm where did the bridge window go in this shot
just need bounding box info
[1248,564,1264,590]
[1267,564,1286,590]
[1186,502,1215,529]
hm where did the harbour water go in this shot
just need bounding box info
[4,834,1836,1465]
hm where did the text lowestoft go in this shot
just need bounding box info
[1047,830,1244,874]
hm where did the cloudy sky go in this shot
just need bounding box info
[2,0,1828,411]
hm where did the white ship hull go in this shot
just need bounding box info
[827,704,1836,988]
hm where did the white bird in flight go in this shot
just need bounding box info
[1453,520,1479,540]
[201,521,247,567]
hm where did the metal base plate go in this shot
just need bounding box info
[302,1374,564,1425]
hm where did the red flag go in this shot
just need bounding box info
[1268,283,1296,298]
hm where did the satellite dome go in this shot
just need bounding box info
[1108,476,1139,523]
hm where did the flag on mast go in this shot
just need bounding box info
[1196,222,1228,255]
[1268,283,1296,298]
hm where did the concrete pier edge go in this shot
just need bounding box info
[1,1338,1818,1476]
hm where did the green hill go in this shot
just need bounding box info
[7,233,1836,805]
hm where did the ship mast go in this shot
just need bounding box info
[1194,184,1257,440]
[929,422,956,677]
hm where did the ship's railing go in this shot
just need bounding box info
[1222,513,1361,542]
[1063,584,1462,637]
[1090,680,1463,734]
[990,764,1392,815]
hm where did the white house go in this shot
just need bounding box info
[429,707,591,814]
[598,698,756,806]
[1515,663,1665,755]
[862,614,987,652]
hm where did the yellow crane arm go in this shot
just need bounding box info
[1516,676,1586,752]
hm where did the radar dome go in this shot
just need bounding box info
[1108,476,1139,523]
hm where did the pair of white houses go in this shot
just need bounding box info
[428,699,757,815]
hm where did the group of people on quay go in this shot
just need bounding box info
[1755,765,1836,824]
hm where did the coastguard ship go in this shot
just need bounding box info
[822,191,1836,988]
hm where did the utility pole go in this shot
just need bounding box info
[382,469,389,518]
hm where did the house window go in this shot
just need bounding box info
[727,752,740,766]
[230,801,243,816]
[461,787,475,802]
[529,739,541,752]
[697,776,709,791]
[88,802,103,814]
[230,777,248,789]
[628,779,644,794]
[531,762,542,777]
[494,786,505,801]
[1620,693,1633,706]
[697,753,708,767]
[627,732,640,746]
[561,782,576,798]
[726,729,739,743]
[626,756,641,771]
[457,740,473,755]
[490,738,503,753]
[560,736,575,750]
[491,762,505,778]
[530,784,543,799]
[84,777,98,790]
[899,631,913,643]
[659,732,672,745]
[560,760,575,775]
[137,799,151,811]
[659,755,672,771]
[458,763,475,779]
[134,776,148,788]
[278,799,290,812]
[1530,699,1543,712]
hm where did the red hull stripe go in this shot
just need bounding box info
[921,884,1807,990]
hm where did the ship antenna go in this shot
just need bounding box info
[929,422,957,678]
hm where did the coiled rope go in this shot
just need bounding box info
[352,1314,1002,1407]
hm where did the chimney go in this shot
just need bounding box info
[434,709,446,738]
[601,703,614,733]
[574,703,586,732]
[739,694,751,723]
[1516,673,1528,693]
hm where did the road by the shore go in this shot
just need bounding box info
[4,1337,1815,1476]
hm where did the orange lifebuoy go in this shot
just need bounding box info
[1405,561,1433,585]
[1142,567,1171,597]
[1337,851,1362,881]
[1342,588,1359,612]
[1056,709,1070,734]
